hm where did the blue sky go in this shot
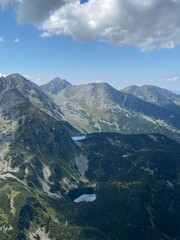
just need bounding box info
[0,0,180,91]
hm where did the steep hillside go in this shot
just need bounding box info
[0,74,88,239]
[1,74,79,135]
[122,84,180,114]
[4,74,63,120]
[47,82,180,142]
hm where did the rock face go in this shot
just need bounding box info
[3,74,64,119]
[1,74,180,240]
[42,81,180,142]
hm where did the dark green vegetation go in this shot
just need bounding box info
[0,74,180,239]
[74,133,180,240]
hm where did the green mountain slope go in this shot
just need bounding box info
[0,74,86,239]
[43,82,180,142]
[1,74,180,240]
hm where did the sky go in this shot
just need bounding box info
[0,0,180,91]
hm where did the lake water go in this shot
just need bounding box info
[68,187,96,203]
[74,194,97,203]
[71,136,86,141]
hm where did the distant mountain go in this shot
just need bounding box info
[122,84,180,114]
[45,82,180,142]
[41,77,71,95]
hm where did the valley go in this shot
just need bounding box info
[0,74,180,240]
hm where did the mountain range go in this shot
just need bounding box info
[122,84,180,114]
[41,77,72,96]
[0,73,180,240]
[41,78,180,143]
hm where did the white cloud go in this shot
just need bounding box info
[0,36,4,43]
[39,0,180,51]
[13,38,20,43]
[0,72,7,77]
[2,0,180,51]
[156,76,180,82]
[160,41,176,49]
[35,74,44,85]
[24,74,31,80]
[167,76,179,81]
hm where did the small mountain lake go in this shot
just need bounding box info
[68,187,96,203]
[71,135,86,141]
[74,194,96,203]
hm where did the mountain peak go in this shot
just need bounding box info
[87,82,110,87]
[6,73,24,78]
[1,73,65,121]
[57,81,121,105]
[4,73,34,89]
[41,77,71,95]
[6,73,27,82]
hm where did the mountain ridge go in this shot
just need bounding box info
[121,84,180,114]
[3,73,63,120]
[41,80,180,142]
[41,77,72,95]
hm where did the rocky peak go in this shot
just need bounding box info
[41,77,72,95]
[2,73,63,120]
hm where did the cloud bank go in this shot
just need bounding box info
[2,0,180,50]
[40,0,180,51]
